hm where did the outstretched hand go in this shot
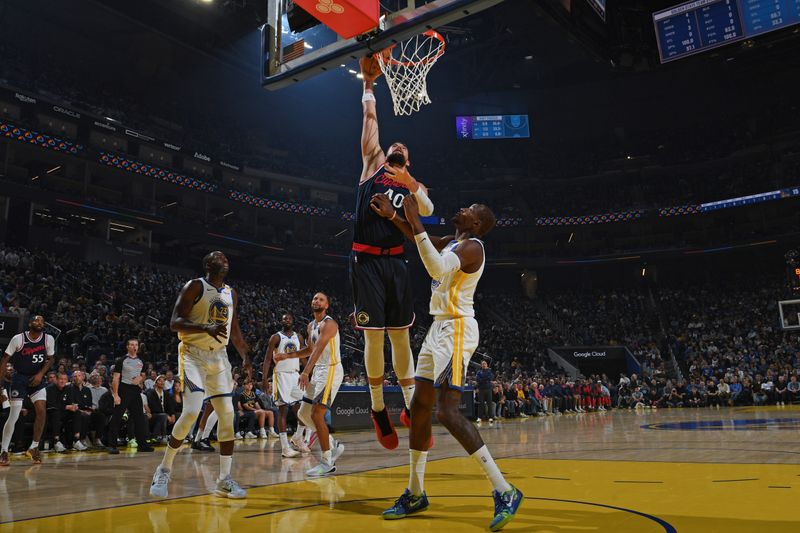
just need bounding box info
[383,163,416,188]
[359,55,383,83]
[402,194,420,221]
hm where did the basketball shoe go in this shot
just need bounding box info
[371,408,398,450]
[382,489,429,519]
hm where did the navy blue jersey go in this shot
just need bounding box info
[353,166,410,249]
[6,332,54,375]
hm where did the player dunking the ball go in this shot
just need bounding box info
[0,315,55,466]
[354,54,436,449]
[371,194,523,530]
[150,251,252,499]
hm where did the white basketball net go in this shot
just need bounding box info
[377,30,446,116]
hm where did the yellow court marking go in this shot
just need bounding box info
[3,458,799,532]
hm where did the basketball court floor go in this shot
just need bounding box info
[1,406,798,532]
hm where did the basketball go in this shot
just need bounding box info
[359,52,385,79]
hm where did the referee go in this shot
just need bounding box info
[106,338,153,454]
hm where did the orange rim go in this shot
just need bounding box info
[379,30,446,68]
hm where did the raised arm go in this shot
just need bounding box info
[403,195,483,277]
[369,193,415,241]
[370,193,452,250]
[360,56,384,182]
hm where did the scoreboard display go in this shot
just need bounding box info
[456,115,530,140]
[654,0,800,63]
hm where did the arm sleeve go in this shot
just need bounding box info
[46,335,55,356]
[112,357,124,374]
[413,232,462,279]
[413,186,434,216]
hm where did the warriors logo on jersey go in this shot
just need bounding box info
[209,299,229,325]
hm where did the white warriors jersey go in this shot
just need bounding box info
[310,316,340,367]
[178,278,233,350]
[274,331,301,372]
[429,238,485,319]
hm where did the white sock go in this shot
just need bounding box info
[322,449,332,465]
[2,403,22,452]
[202,412,218,439]
[293,426,305,442]
[219,455,232,479]
[408,449,428,496]
[194,429,203,443]
[369,385,385,412]
[280,432,289,449]
[29,441,39,450]
[471,445,511,493]
[159,443,181,471]
[401,384,415,410]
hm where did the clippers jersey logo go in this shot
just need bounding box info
[209,299,229,325]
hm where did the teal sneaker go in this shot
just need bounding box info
[382,489,429,520]
[490,485,523,531]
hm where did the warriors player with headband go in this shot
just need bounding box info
[371,194,523,530]
[150,251,252,500]
[354,54,435,449]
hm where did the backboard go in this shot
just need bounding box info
[261,0,505,90]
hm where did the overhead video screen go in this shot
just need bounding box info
[654,0,800,63]
[455,115,530,140]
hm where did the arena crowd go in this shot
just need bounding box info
[1,246,799,454]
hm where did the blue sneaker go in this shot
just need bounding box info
[382,489,429,520]
[490,485,523,531]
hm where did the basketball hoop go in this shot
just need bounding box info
[376,30,446,116]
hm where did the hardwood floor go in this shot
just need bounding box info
[2,406,799,532]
